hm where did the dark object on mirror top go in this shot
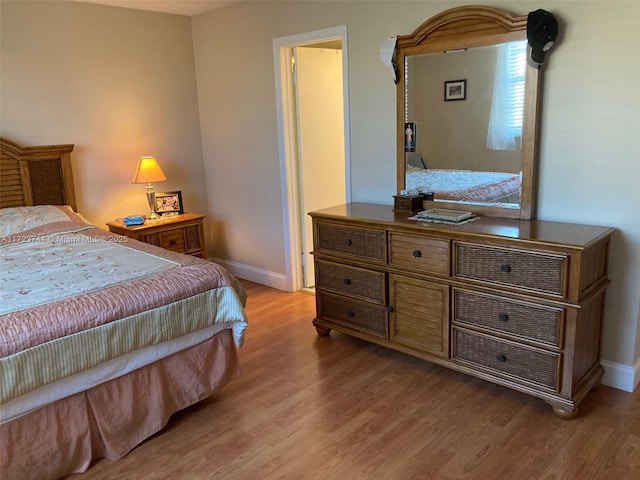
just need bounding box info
[527,9,558,67]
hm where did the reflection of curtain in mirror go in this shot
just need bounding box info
[486,42,525,150]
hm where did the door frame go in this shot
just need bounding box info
[273,26,351,292]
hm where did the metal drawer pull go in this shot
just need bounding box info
[343,278,351,285]
[386,306,394,313]
[413,250,421,258]
[496,354,507,363]
[169,239,177,246]
[344,239,352,246]
[500,264,511,273]
[347,310,355,317]
[498,313,509,322]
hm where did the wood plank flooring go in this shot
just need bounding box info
[69,280,639,480]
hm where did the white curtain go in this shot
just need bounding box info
[486,43,517,150]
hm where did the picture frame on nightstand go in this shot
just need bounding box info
[155,191,184,215]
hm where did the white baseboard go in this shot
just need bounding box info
[210,257,289,291]
[601,358,640,392]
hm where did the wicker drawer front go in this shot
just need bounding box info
[454,290,563,347]
[316,260,386,304]
[317,292,388,338]
[389,233,449,275]
[183,224,202,252]
[454,242,567,296]
[454,329,559,390]
[316,223,386,263]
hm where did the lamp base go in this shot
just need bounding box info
[146,185,158,220]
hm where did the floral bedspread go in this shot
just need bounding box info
[1,230,179,315]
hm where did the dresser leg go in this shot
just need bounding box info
[552,406,579,420]
[315,326,332,336]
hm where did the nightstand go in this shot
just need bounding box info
[106,213,206,258]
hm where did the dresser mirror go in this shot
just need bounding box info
[396,6,541,219]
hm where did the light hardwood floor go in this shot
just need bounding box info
[69,280,639,480]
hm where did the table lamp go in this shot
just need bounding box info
[131,156,167,220]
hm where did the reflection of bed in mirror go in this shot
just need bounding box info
[405,165,521,204]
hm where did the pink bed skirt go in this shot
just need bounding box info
[1,329,241,480]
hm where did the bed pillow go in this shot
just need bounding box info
[0,205,92,238]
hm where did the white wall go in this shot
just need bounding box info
[535,1,640,390]
[0,0,208,229]
[2,0,638,389]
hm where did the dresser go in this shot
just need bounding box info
[310,203,614,418]
[106,213,206,258]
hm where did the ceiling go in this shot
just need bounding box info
[66,0,243,16]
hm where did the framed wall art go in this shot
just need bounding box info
[444,79,467,101]
[404,122,417,152]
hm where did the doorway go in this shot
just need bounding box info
[273,26,351,292]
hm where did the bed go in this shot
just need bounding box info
[405,165,521,204]
[0,138,248,479]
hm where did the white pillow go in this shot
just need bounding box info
[0,205,87,237]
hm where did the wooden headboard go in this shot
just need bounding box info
[0,138,77,211]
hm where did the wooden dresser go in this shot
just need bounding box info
[310,203,614,418]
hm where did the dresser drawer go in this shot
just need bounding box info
[389,233,449,275]
[316,260,386,305]
[454,242,567,296]
[453,290,564,348]
[158,228,186,253]
[453,329,560,390]
[317,291,388,338]
[316,223,386,263]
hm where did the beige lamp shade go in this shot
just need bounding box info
[131,156,167,184]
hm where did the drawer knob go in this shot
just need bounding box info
[500,264,511,273]
[413,250,422,258]
[496,354,507,363]
[386,306,394,313]
[344,239,352,246]
[343,278,351,285]
[169,239,177,246]
[347,310,355,318]
[498,313,509,322]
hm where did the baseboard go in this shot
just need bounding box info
[601,358,640,392]
[210,257,289,291]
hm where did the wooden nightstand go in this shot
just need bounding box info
[106,213,206,258]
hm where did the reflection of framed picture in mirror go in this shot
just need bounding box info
[155,191,184,216]
[444,79,467,101]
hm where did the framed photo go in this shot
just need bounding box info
[404,122,417,152]
[155,191,183,215]
[444,79,467,101]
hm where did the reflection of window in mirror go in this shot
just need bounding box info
[487,40,527,151]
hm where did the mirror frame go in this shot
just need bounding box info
[396,6,541,220]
